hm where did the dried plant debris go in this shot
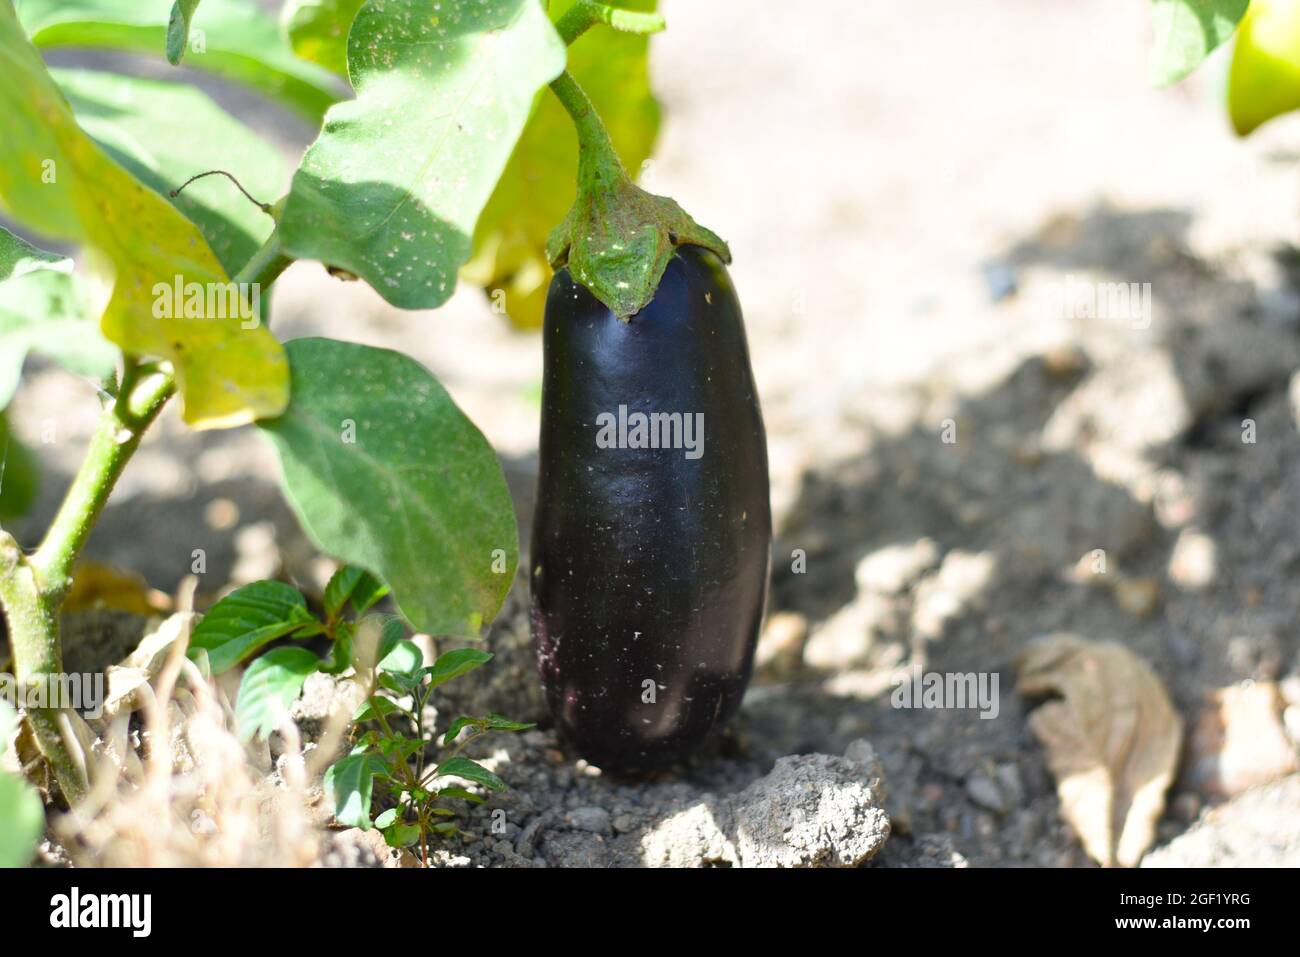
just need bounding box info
[53,614,323,867]
[1017,634,1182,867]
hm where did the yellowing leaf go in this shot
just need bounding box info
[64,560,173,617]
[0,3,288,428]
[1016,634,1182,867]
[464,0,661,329]
[1228,0,1300,135]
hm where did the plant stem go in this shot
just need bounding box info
[554,0,665,46]
[0,230,295,802]
[31,368,173,605]
[548,71,628,189]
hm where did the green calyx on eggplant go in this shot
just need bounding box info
[530,244,771,773]
[544,75,731,322]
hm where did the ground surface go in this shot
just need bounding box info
[9,0,1300,866]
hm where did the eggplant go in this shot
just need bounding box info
[530,245,771,772]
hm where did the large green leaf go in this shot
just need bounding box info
[235,645,320,740]
[258,338,519,638]
[1149,0,1250,85]
[51,68,288,276]
[0,225,116,410]
[464,0,661,330]
[277,0,565,310]
[281,0,365,78]
[16,0,339,121]
[189,580,320,674]
[0,5,288,429]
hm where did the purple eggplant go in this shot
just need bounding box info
[530,245,771,772]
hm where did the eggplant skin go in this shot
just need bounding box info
[530,245,771,772]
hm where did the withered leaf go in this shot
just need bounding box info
[1017,633,1182,867]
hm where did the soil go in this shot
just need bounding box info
[8,0,1300,866]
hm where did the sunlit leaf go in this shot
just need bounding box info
[281,0,364,78]
[277,0,566,309]
[464,0,661,329]
[52,68,288,276]
[1149,0,1250,86]
[257,338,519,638]
[235,645,319,741]
[189,580,319,674]
[17,0,339,121]
[0,7,289,428]
[0,224,116,411]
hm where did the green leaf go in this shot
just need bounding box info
[375,617,407,663]
[0,771,44,868]
[257,338,519,638]
[378,638,423,677]
[431,756,506,792]
[384,821,421,847]
[320,617,354,675]
[324,564,388,619]
[0,225,116,412]
[235,646,319,740]
[17,0,339,122]
[324,751,386,828]
[277,0,566,309]
[425,648,492,690]
[435,786,484,804]
[1149,0,1250,86]
[0,7,289,429]
[0,414,39,521]
[464,0,661,329]
[165,0,201,64]
[1228,0,1300,135]
[373,807,398,828]
[51,68,288,277]
[352,695,402,722]
[442,711,533,745]
[189,580,319,674]
[281,0,365,77]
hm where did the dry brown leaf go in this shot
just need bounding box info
[64,560,172,617]
[1017,633,1182,867]
[101,613,195,719]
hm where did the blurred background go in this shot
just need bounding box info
[8,0,1300,866]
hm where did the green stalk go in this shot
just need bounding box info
[0,233,293,802]
[554,0,665,46]
[544,68,731,320]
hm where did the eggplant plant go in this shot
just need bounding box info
[0,0,692,847]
